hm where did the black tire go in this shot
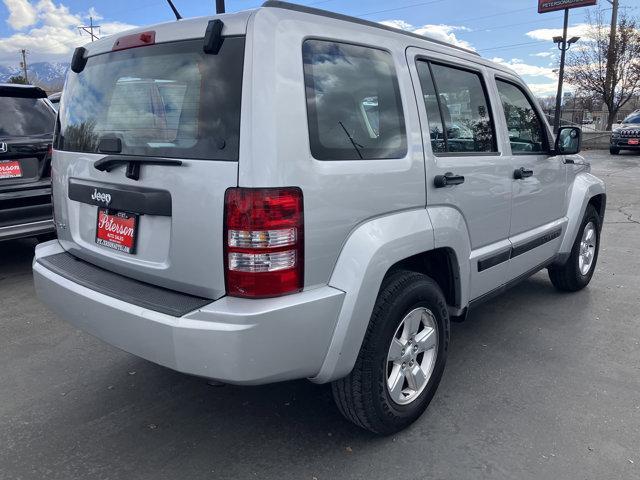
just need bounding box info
[332,270,450,435]
[548,204,601,292]
[610,147,620,155]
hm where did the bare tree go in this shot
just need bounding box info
[565,9,640,130]
[537,95,556,112]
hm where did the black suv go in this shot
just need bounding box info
[610,110,640,155]
[0,84,56,241]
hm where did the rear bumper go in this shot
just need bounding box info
[0,180,53,240]
[611,139,640,150]
[33,241,344,385]
[0,219,54,241]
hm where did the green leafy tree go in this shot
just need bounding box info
[8,75,27,85]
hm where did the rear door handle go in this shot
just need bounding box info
[434,172,465,188]
[514,167,534,180]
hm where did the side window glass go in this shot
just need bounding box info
[496,80,547,154]
[428,63,497,153]
[416,61,446,153]
[302,40,407,160]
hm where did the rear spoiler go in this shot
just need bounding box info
[0,85,47,99]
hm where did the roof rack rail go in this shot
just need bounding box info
[261,1,480,57]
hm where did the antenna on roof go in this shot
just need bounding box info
[166,0,183,20]
[216,0,225,14]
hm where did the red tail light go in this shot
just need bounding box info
[224,187,304,298]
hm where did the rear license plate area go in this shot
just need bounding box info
[96,208,139,254]
[0,160,22,179]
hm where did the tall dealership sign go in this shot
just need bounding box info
[540,0,598,132]
[538,0,597,14]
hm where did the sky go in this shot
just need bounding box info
[0,0,637,96]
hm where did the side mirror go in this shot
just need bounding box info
[555,126,581,155]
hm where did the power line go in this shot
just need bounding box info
[450,7,533,24]
[472,10,592,53]
[78,16,100,41]
[469,11,589,33]
[357,0,446,18]
[479,40,543,53]
[307,0,337,5]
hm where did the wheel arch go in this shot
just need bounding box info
[588,193,607,222]
[558,172,606,259]
[311,208,469,384]
[386,247,462,309]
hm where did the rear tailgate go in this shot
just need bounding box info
[53,18,248,300]
[0,91,55,185]
[0,136,51,184]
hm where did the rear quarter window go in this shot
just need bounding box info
[302,39,407,160]
[57,37,245,161]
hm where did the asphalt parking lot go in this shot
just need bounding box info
[1,150,639,480]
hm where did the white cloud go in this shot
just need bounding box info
[4,0,37,29]
[99,21,138,38]
[532,51,554,58]
[526,23,591,41]
[490,57,557,81]
[528,82,562,96]
[0,25,79,56]
[36,0,80,28]
[0,2,136,64]
[381,19,474,51]
[87,7,103,21]
[381,20,412,31]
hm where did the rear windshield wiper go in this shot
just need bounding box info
[94,156,183,181]
[338,121,364,160]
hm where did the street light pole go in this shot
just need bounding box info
[553,8,570,133]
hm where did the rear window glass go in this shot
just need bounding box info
[0,97,55,137]
[57,37,245,161]
[302,40,407,160]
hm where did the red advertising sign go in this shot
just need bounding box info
[538,0,597,13]
[0,160,22,179]
[96,208,138,254]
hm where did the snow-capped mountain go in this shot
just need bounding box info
[0,62,69,91]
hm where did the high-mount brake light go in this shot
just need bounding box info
[112,31,156,51]
[224,187,304,298]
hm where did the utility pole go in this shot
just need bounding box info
[20,49,29,84]
[78,16,100,42]
[216,0,225,14]
[604,0,619,126]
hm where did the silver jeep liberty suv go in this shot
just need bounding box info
[34,2,605,434]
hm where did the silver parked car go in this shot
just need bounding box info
[33,1,605,434]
